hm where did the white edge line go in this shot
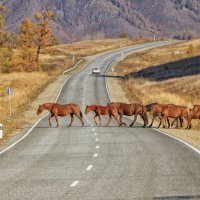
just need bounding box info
[153,128,200,155]
[104,41,200,156]
[70,181,79,187]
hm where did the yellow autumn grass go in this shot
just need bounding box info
[45,38,153,58]
[0,72,50,115]
[115,39,200,106]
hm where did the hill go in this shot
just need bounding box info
[2,0,200,42]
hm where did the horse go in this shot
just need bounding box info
[189,105,200,128]
[85,104,122,127]
[145,103,170,128]
[37,103,84,128]
[160,104,191,129]
[108,102,148,127]
[192,105,200,119]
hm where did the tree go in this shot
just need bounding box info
[13,18,38,72]
[34,11,56,62]
[0,3,7,29]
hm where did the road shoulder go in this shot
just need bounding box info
[107,67,200,151]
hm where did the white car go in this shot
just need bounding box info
[92,67,100,74]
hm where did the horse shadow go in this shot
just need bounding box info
[124,55,200,81]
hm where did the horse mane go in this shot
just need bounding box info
[43,102,55,110]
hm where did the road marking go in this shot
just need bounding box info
[92,128,95,131]
[94,153,98,158]
[86,165,93,171]
[70,181,79,187]
[94,133,98,136]
[153,128,200,155]
[96,146,100,149]
[96,138,99,141]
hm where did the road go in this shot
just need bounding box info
[0,41,200,200]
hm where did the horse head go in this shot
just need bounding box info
[37,104,44,115]
[85,105,90,115]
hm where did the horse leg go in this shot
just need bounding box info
[171,118,177,128]
[180,117,184,128]
[157,114,163,128]
[129,115,137,127]
[113,113,122,127]
[186,116,192,129]
[106,115,112,127]
[98,115,102,127]
[55,115,59,128]
[176,118,180,129]
[167,117,170,128]
[67,113,74,127]
[93,114,98,126]
[149,114,156,127]
[75,112,84,127]
[119,114,126,126]
[48,114,53,126]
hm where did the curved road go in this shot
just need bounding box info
[0,41,200,200]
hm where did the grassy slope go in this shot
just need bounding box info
[114,39,200,108]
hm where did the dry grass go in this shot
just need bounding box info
[45,38,153,58]
[0,38,153,143]
[114,39,200,106]
[0,72,51,140]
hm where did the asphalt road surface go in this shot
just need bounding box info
[0,41,200,200]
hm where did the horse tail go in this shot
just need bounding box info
[80,111,83,118]
[142,107,148,126]
[187,108,192,129]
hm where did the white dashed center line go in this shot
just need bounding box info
[94,153,98,158]
[86,165,93,171]
[96,139,99,142]
[96,146,100,149]
[94,133,98,136]
[70,181,79,187]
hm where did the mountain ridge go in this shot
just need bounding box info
[2,0,200,43]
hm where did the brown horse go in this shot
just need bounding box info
[190,105,200,127]
[85,104,122,126]
[108,102,148,127]
[160,104,191,129]
[37,103,84,127]
[145,103,170,128]
[192,105,200,119]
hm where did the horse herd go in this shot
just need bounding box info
[37,102,200,129]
